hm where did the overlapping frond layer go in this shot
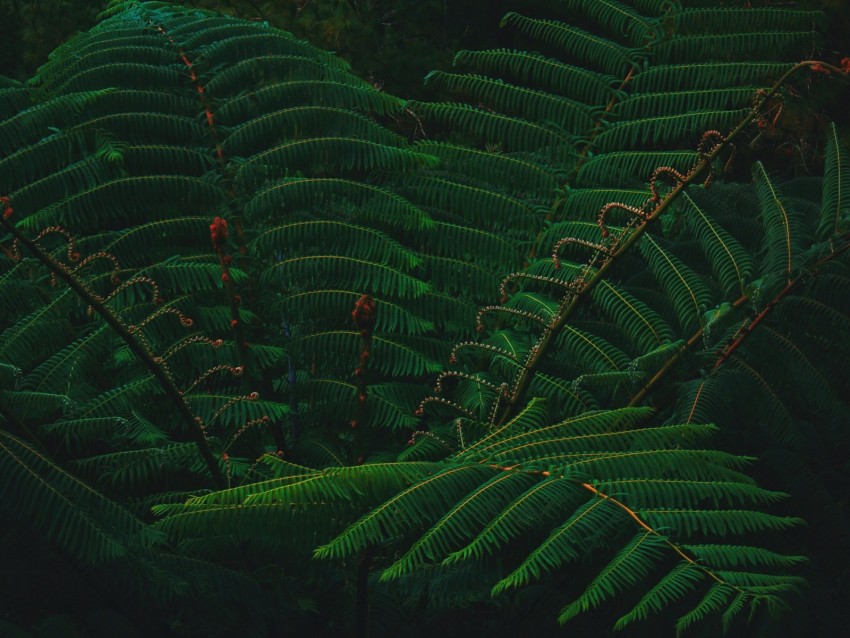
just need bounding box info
[2,0,847,635]
[321,1,845,632]
[1,0,556,477]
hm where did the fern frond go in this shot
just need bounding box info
[452,49,617,105]
[552,323,630,373]
[641,508,802,537]
[204,54,356,96]
[424,71,597,134]
[652,31,818,64]
[73,442,206,488]
[19,175,226,233]
[819,122,850,238]
[682,189,754,296]
[0,90,114,153]
[566,0,661,45]
[235,137,438,187]
[639,233,713,332]
[558,531,668,623]
[22,326,110,398]
[422,255,501,300]
[272,290,433,335]
[753,162,809,283]
[254,221,419,271]
[423,221,524,271]
[615,86,757,120]
[217,80,403,125]
[0,431,144,564]
[6,157,113,218]
[193,31,346,71]
[591,280,676,354]
[630,61,795,92]
[261,255,427,298]
[222,105,404,156]
[614,561,704,629]
[315,464,498,560]
[595,109,748,151]
[243,177,433,231]
[491,493,623,594]
[292,331,442,377]
[500,13,638,77]
[576,150,698,186]
[0,292,76,369]
[380,471,538,580]
[627,0,682,16]
[684,544,806,569]
[413,141,560,195]
[674,8,825,34]
[407,101,578,161]
[401,174,544,234]
[594,477,786,509]
[674,582,735,635]
[0,131,90,190]
[443,476,584,564]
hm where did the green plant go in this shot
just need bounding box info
[1,1,848,635]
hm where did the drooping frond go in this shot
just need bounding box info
[500,12,639,76]
[819,122,850,238]
[452,49,618,105]
[0,431,145,564]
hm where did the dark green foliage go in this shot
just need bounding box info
[1,1,849,636]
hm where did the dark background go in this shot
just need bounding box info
[2,0,848,98]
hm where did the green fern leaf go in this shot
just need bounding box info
[500,13,638,77]
[639,233,713,332]
[452,49,618,105]
[407,101,578,161]
[592,279,676,354]
[491,494,622,594]
[315,464,497,560]
[631,61,794,93]
[558,531,668,623]
[614,561,704,629]
[424,70,597,134]
[380,471,538,580]
[819,122,850,238]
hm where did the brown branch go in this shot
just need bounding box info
[578,482,731,588]
[493,60,850,428]
[1,216,227,489]
[483,462,736,590]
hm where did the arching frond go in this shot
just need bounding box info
[682,188,754,296]
[639,233,714,332]
[819,122,850,239]
[452,49,618,105]
[424,71,597,134]
[500,13,638,77]
[407,101,578,161]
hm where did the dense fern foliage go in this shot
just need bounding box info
[1,1,848,635]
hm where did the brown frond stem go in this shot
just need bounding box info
[713,233,850,370]
[149,12,254,375]
[577,482,733,589]
[484,460,740,591]
[420,60,847,430]
[0,215,227,489]
[626,233,850,409]
[491,60,844,429]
